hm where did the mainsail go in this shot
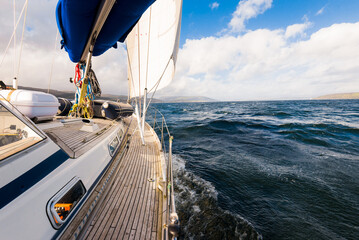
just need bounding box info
[56,0,182,143]
[126,0,182,143]
[126,0,182,100]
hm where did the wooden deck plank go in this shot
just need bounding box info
[84,128,139,239]
[121,137,151,239]
[137,136,156,240]
[105,130,145,237]
[152,145,160,240]
[105,227,114,240]
[92,134,137,221]
[152,149,160,233]
[113,136,149,239]
[129,140,153,233]
[132,144,152,240]
[109,136,142,228]
[90,132,141,239]
[113,129,152,239]
[146,144,157,239]
[81,122,164,240]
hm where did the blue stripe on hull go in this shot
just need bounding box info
[0,150,69,209]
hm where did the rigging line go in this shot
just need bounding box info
[137,23,142,117]
[127,45,145,145]
[147,56,172,93]
[48,31,59,93]
[16,0,28,79]
[145,6,152,91]
[145,56,173,113]
[13,0,16,77]
[125,41,139,107]
[0,1,28,69]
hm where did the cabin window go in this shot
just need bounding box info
[0,101,44,161]
[47,177,86,229]
[108,136,119,156]
[117,129,123,140]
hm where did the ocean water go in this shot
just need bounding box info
[148,100,359,240]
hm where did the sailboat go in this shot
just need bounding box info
[0,0,182,239]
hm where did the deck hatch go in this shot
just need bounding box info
[47,177,86,229]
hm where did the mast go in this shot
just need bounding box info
[141,6,152,138]
[126,0,183,144]
[79,0,116,64]
[13,0,16,79]
[71,0,116,117]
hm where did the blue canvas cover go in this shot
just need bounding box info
[56,0,155,62]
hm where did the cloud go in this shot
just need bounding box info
[229,0,273,33]
[316,6,325,16]
[209,2,219,10]
[164,22,359,100]
[0,0,129,95]
[285,21,312,39]
[1,0,359,101]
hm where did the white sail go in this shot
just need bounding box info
[126,0,182,99]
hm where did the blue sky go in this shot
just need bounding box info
[162,0,359,100]
[181,0,359,44]
[1,0,359,100]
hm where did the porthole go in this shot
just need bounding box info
[117,128,123,140]
[47,177,86,229]
[108,136,119,156]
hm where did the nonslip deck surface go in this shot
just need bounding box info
[43,119,110,151]
[42,118,116,158]
[82,123,163,240]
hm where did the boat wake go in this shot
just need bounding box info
[173,155,262,240]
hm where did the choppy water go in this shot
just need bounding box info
[149,100,359,240]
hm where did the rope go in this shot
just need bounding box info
[145,56,173,113]
[145,6,152,92]
[126,42,139,108]
[137,24,142,117]
[48,31,59,93]
[147,56,173,94]
[16,0,28,79]
[68,63,95,119]
[13,0,16,77]
[0,0,28,69]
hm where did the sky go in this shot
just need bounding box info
[1,0,359,101]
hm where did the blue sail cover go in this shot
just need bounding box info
[56,0,155,62]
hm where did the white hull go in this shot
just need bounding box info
[0,114,130,239]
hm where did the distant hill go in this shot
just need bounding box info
[159,96,217,103]
[16,86,214,103]
[315,92,359,100]
[19,86,129,102]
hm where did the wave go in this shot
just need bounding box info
[153,100,359,239]
[173,155,262,240]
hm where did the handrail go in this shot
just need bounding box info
[146,107,179,240]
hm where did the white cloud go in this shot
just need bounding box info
[285,21,312,39]
[163,22,359,100]
[316,6,325,16]
[229,0,273,33]
[0,0,129,96]
[1,0,359,101]
[210,2,219,10]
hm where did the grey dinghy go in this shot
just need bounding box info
[0,0,182,239]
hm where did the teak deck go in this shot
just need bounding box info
[62,120,165,240]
